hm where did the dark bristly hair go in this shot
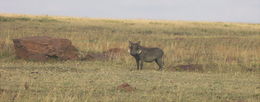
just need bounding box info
[128,41,164,70]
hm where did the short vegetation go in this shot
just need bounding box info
[0,14,259,102]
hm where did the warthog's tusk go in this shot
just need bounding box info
[128,49,130,53]
[137,50,142,54]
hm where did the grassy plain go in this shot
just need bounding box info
[0,14,259,102]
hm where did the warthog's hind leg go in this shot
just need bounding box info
[155,58,163,70]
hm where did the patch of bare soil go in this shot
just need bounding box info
[117,83,135,92]
[168,64,204,72]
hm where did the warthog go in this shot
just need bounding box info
[128,41,164,70]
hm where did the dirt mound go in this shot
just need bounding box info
[168,64,204,72]
[81,53,106,61]
[103,48,125,58]
[13,36,79,61]
[81,48,125,61]
[117,83,135,92]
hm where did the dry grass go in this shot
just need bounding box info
[0,14,259,102]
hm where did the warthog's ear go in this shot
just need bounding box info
[129,41,133,45]
[137,41,141,45]
[137,49,142,54]
[128,41,132,48]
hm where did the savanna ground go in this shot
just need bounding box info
[0,14,259,102]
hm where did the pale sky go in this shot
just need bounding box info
[1,0,260,23]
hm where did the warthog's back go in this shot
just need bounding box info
[141,47,164,62]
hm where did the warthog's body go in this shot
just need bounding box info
[128,41,164,70]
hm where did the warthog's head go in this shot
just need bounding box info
[128,41,142,55]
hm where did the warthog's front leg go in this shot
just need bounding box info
[135,58,140,70]
[140,60,144,70]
